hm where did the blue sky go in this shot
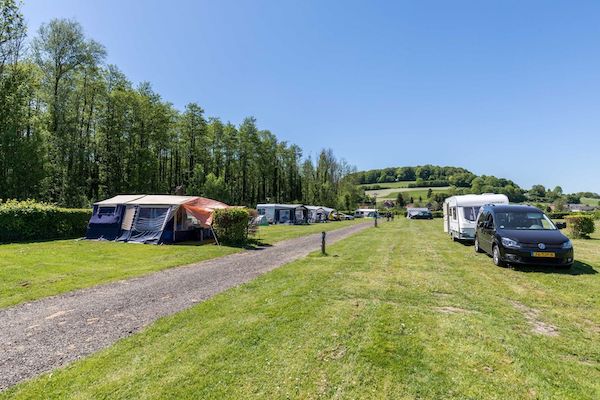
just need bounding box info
[22,0,600,193]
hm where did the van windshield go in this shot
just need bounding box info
[462,206,480,222]
[496,211,557,230]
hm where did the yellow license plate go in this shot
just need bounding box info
[532,252,555,258]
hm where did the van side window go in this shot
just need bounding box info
[477,211,487,226]
[486,214,495,229]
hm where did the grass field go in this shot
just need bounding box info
[581,197,600,206]
[4,219,599,399]
[0,220,362,309]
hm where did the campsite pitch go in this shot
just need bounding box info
[0,219,362,309]
[2,219,598,399]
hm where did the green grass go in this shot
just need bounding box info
[581,197,600,206]
[4,219,599,399]
[252,218,364,245]
[0,220,361,309]
[380,187,449,200]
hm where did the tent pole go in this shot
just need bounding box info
[173,207,176,242]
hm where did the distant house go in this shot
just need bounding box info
[568,204,595,212]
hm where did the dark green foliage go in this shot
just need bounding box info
[0,199,91,242]
[0,4,360,211]
[547,211,571,219]
[407,179,449,188]
[212,208,251,245]
[564,215,595,239]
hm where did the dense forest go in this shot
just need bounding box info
[0,0,362,209]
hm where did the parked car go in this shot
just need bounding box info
[338,213,354,220]
[474,204,574,268]
[408,210,433,220]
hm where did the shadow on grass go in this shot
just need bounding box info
[511,260,597,275]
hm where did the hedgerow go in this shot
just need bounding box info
[212,207,251,245]
[0,199,91,242]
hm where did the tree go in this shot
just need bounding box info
[396,192,405,208]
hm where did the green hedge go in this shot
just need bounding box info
[213,207,250,245]
[564,214,595,239]
[0,199,92,242]
[547,211,572,219]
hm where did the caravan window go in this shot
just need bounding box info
[98,206,116,216]
[462,206,481,222]
[451,207,457,220]
[258,208,266,215]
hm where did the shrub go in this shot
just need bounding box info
[564,214,595,239]
[431,210,443,218]
[0,199,91,242]
[212,207,251,245]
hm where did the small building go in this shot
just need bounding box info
[354,208,378,218]
[568,204,595,212]
[256,204,308,224]
[86,195,228,244]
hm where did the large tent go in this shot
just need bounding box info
[86,195,228,244]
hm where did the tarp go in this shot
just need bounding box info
[181,197,229,227]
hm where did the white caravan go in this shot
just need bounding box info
[443,194,509,241]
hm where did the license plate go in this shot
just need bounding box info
[532,251,555,258]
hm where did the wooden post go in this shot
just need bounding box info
[321,231,326,255]
[374,213,378,227]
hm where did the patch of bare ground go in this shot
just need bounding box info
[434,306,473,314]
[510,301,559,337]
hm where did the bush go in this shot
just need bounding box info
[564,215,595,239]
[431,210,443,218]
[212,207,251,245]
[0,199,91,242]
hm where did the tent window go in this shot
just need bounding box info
[258,208,266,215]
[134,207,169,231]
[98,206,116,216]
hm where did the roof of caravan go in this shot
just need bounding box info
[445,194,509,207]
[305,205,325,211]
[95,195,216,206]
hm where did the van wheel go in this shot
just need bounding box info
[492,245,505,267]
[474,237,483,253]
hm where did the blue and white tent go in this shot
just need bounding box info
[86,195,228,244]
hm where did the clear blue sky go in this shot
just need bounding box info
[22,0,600,193]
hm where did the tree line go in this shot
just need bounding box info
[0,1,362,209]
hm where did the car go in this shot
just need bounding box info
[338,213,354,220]
[409,210,433,220]
[474,204,574,268]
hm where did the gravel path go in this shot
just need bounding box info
[0,222,371,391]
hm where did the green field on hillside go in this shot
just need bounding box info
[0,220,362,309]
[5,219,599,399]
[581,197,600,206]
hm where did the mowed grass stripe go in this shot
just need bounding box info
[2,219,599,399]
[0,219,362,309]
